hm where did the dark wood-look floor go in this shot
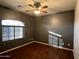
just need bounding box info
[0,42,74,59]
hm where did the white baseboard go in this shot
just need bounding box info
[0,41,73,54]
[0,41,35,54]
[33,41,73,51]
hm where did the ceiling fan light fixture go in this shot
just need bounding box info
[34,10,40,15]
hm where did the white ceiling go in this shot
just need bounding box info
[0,0,77,16]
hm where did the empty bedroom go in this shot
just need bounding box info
[0,0,79,59]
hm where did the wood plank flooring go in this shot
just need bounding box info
[0,42,74,59]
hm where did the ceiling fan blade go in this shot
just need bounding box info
[43,11,47,13]
[25,10,33,12]
[41,11,47,13]
[25,10,34,13]
[28,4,34,8]
[41,5,48,9]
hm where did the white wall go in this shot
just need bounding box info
[74,0,79,59]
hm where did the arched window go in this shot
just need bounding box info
[2,20,24,41]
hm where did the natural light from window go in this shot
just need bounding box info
[2,20,24,26]
[2,20,24,41]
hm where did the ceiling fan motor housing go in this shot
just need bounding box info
[34,2,41,8]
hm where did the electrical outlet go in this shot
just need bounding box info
[62,43,64,45]
[31,38,33,40]
[68,44,70,46]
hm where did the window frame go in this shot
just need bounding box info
[2,20,25,41]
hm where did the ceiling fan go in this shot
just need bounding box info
[26,0,48,15]
[17,0,48,15]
